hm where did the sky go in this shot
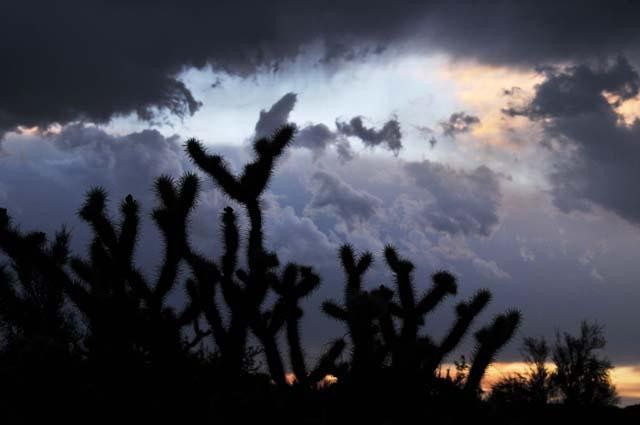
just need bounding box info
[2,0,640,404]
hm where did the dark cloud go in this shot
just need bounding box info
[504,57,640,225]
[439,112,481,137]
[0,1,424,135]
[404,161,502,237]
[254,93,398,159]
[414,1,640,66]
[296,123,355,161]
[250,93,354,159]
[306,170,382,226]
[251,93,355,159]
[336,116,403,154]
[504,57,639,119]
[296,123,335,151]
[254,92,298,139]
[5,1,640,136]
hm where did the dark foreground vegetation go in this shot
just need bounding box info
[0,125,637,424]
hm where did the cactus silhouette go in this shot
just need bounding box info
[186,127,292,386]
[0,121,532,424]
[322,241,521,401]
[322,245,381,377]
[465,310,522,394]
[272,264,319,381]
[65,183,201,367]
[186,125,344,388]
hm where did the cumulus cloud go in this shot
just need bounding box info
[305,170,382,227]
[0,124,208,271]
[264,200,337,266]
[0,124,251,264]
[427,234,511,281]
[504,57,640,225]
[404,161,502,237]
[1,124,188,210]
[439,112,481,137]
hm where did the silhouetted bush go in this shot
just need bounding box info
[489,321,619,424]
[553,321,618,407]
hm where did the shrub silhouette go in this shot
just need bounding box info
[552,321,618,407]
[489,336,553,408]
[0,124,527,423]
[490,321,618,414]
[0,211,77,350]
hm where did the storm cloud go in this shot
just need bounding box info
[336,116,403,154]
[4,0,640,386]
[254,93,298,139]
[251,92,401,158]
[0,124,245,268]
[306,170,383,226]
[404,161,502,237]
[504,57,640,225]
[6,1,640,137]
[296,124,355,161]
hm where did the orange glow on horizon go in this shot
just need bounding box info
[283,363,640,405]
[439,361,640,405]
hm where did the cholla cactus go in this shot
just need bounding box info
[465,310,522,394]
[323,243,521,397]
[186,125,343,387]
[0,118,523,423]
[322,245,381,377]
[272,264,319,382]
[67,182,201,365]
